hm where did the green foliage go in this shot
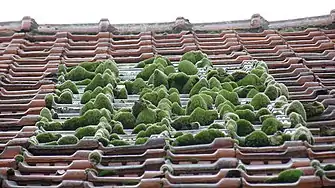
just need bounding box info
[136,124,168,138]
[219,89,239,105]
[261,117,282,135]
[135,137,148,145]
[59,90,73,104]
[125,78,147,94]
[189,108,218,126]
[250,93,271,110]
[57,80,79,94]
[76,79,91,85]
[155,109,170,122]
[218,104,235,118]
[40,107,52,121]
[264,84,279,100]
[112,122,125,134]
[236,119,255,136]
[186,94,208,115]
[114,112,136,129]
[221,82,233,91]
[233,85,255,98]
[302,101,325,119]
[117,88,127,99]
[136,108,157,124]
[235,109,256,122]
[168,92,180,104]
[245,130,270,147]
[189,78,208,96]
[57,135,79,145]
[65,66,96,81]
[235,104,254,111]
[137,63,164,81]
[132,123,147,134]
[286,100,307,121]
[199,93,213,109]
[171,116,191,130]
[94,93,113,112]
[251,68,266,77]
[75,126,98,139]
[36,132,61,143]
[182,75,200,94]
[168,72,190,93]
[142,91,159,106]
[178,60,198,75]
[85,73,116,92]
[168,88,179,94]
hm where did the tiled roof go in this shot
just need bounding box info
[0,13,335,188]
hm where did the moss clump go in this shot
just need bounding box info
[237,74,262,87]
[65,66,96,81]
[246,88,259,98]
[132,99,150,118]
[173,133,195,146]
[40,107,52,121]
[59,90,73,104]
[264,84,279,100]
[218,104,235,118]
[324,164,335,171]
[250,93,271,110]
[219,90,239,105]
[231,70,248,81]
[168,92,180,105]
[136,108,157,125]
[167,72,190,93]
[58,64,67,74]
[186,94,208,115]
[259,114,274,123]
[89,150,101,166]
[181,51,206,64]
[199,93,213,109]
[168,88,179,94]
[302,101,325,119]
[114,112,136,129]
[95,60,119,76]
[245,130,269,147]
[265,169,304,183]
[63,109,103,130]
[222,112,239,121]
[182,75,200,94]
[74,126,98,139]
[135,137,148,145]
[36,132,61,143]
[40,121,63,131]
[164,65,176,75]
[57,135,79,145]
[137,63,164,81]
[233,85,255,98]
[209,123,225,129]
[142,91,159,106]
[256,108,271,120]
[235,104,254,111]
[56,80,79,94]
[93,93,113,113]
[235,109,256,123]
[209,77,222,89]
[44,94,54,109]
[261,117,282,135]
[291,125,314,144]
[85,73,116,92]
[195,57,212,68]
[276,83,289,98]
[178,60,198,75]
[80,101,94,116]
[194,129,225,145]
[81,90,92,104]
[236,119,255,136]
[221,82,233,91]
[189,78,208,96]
[132,124,147,134]
[155,109,170,122]
[116,88,127,99]
[215,94,226,107]
[171,102,185,116]
[171,116,191,130]
[289,112,306,128]
[285,100,307,121]
[251,68,266,78]
[136,124,168,138]
[148,69,169,88]
[112,121,125,134]
[76,79,92,85]
[189,108,218,126]
[125,78,147,94]
[78,61,102,72]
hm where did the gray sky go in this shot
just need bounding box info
[1,0,334,24]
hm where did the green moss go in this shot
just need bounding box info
[81,90,92,104]
[142,91,159,106]
[251,68,265,78]
[209,123,225,129]
[186,94,208,115]
[136,108,157,124]
[292,125,314,144]
[168,72,190,93]
[276,83,289,98]
[44,94,54,109]
[164,65,176,76]
[168,88,179,94]
[256,108,271,120]
[209,77,222,89]
[235,109,256,122]
[58,64,67,74]
[219,89,239,105]
[171,102,185,116]
[233,85,255,98]
[76,79,92,85]
[265,169,304,183]
[222,112,239,121]
[157,88,169,102]
[189,77,208,96]
[194,129,225,145]
[215,94,226,107]
[302,101,325,119]
[40,107,52,121]
[135,137,148,145]
[189,108,218,126]
[59,90,73,104]
[237,73,261,87]
[156,109,170,122]
[286,100,307,121]
[57,135,79,145]
[128,78,147,94]
[137,124,168,138]
[167,92,180,105]
[63,109,103,130]
[246,88,259,98]
[74,126,98,139]
[80,101,94,116]
[259,114,274,123]
[235,104,254,111]
[88,150,102,166]
[171,116,191,130]
[200,89,217,101]
[137,63,164,81]
[41,121,63,131]
[110,139,129,146]
[261,117,282,135]
[79,61,102,72]
[94,93,113,112]
[221,82,233,91]
[195,57,212,68]
[199,93,213,109]
[85,73,116,92]
[157,99,172,111]
[231,70,248,82]
[57,80,79,94]
[132,123,146,134]
[181,51,206,64]
[178,60,198,75]
[236,119,255,136]
[323,164,335,171]
[264,84,279,100]
[65,66,96,81]
[36,132,61,143]
[173,133,195,146]
[245,130,269,147]
[289,112,306,128]
[112,122,125,134]
[148,69,169,88]
[94,60,119,76]
[250,93,271,110]
[113,112,136,129]
[218,104,235,118]
[117,88,127,99]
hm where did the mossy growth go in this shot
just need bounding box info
[76,79,92,85]
[167,92,180,105]
[44,94,54,109]
[256,108,271,120]
[194,129,225,145]
[237,73,262,87]
[125,78,147,95]
[40,121,63,131]
[109,133,120,140]
[171,115,191,130]
[269,132,285,146]
[94,93,113,112]
[276,83,289,98]
[259,114,275,123]
[235,104,254,111]
[89,150,102,166]
[233,85,255,98]
[215,94,226,107]
[236,119,255,136]
[251,67,266,78]
[80,101,94,116]
[59,90,73,104]
[74,126,98,139]
[56,80,79,94]
[15,154,24,163]
[157,99,172,111]
[58,64,67,75]
[168,72,190,93]
[186,94,208,115]
[209,77,222,89]
[148,69,169,88]
[289,112,306,128]
[291,125,314,144]
[132,123,147,134]
[265,169,304,183]
[65,66,96,81]
[85,73,116,92]
[36,132,61,143]
[244,130,270,147]
[286,100,307,121]
[57,135,79,145]
[199,93,213,109]
[221,82,233,91]
[136,108,157,125]
[264,84,279,100]
[137,63,164,81]
[231,70,248,82]
[246,88,259,98]
[171,102,185,116]
[219,89,239,105]
[218,104,235,118]
[81,90,92,104]
[180,51,206,64]
[178,60,198,75]
[112,121,125,134]
[136,124,168,138]
[235,109,256,123]
[155,109,170,122]
[113,111,136,129]
[173,133,195,146]
[209,123,225,129]
[40,107,52,121]
[142,91,159,106]
[182,75,200,94]
[63,109,104,130]
[324,164,335,171]
[222,112,240,121]
[95,60,119,77]
[189,78,208,96]
[302,101,325,119]
[195,57,212,68]
[261,117,282,135]
[168,88,179,94]
[110,139,130,146]
[164,65,176,76]
[78,61,102,72]
[250,93,271,110]
[189,107,218,126]
[117,87,127,99]
[135,137,148,145]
